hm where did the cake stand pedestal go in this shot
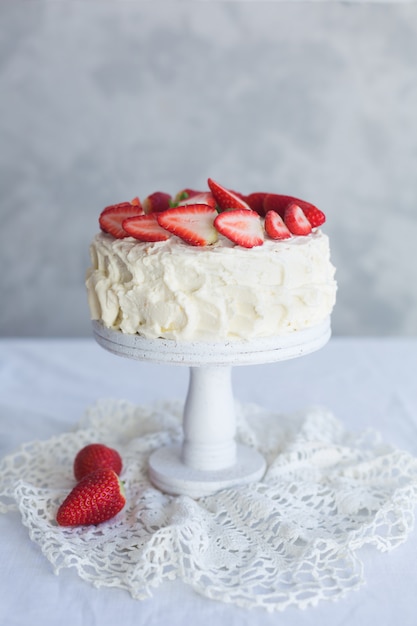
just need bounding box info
[92,318,331,497]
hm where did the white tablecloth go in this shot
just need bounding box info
[1,337,416,625]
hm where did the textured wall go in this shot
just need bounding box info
[1,1,416,337]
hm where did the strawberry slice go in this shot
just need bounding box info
[99,202,143,239]
[130,196,142,208]
[300,205,326,228]
[143,191,172,214]
[263,194,288,218]
[176,191,216,209]
[265,194,325,227]
[214,209,264,248]
[157,205,218,246]
[173,188,204,203]
[284,203,312,236]
[207,178,251,211]
[264,210,292,240]
[123,214,171,242]
[263,193,319,220]
[244,192,268,216]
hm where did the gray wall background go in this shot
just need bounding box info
[1,1,416,338]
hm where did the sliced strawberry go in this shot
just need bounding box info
[207,178,251,211]
[263,194,317,219]
[244,192,268,216]
[99,202,143,239]
[264,210,292,240]
[263,194,287,218]
[301,205,326,228]
[176,191,216,209]
[157,205,218,246]
[143,191,172,214]
[123,214,171,242]
[214,209,264,248]
[130,196,142,208]
[284,203,312,236]
[173,188,204,203]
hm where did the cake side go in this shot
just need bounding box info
[86,231,336,342]
[86,179,337,342]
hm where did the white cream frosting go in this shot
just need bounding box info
[86,231,337,342]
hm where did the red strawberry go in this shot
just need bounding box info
[262,194,288,218]
[173,188,204,203]
[264,210,292,240]
[143,192,172,214]
[176,191,216,209]
[214,209,264,248]
[263,193,320,220]
[284,203,312,236]
[123,214,171,242]
[244,192,268,216]
[73,443,123,481]
[207,178,251,211]
[300,205,326,228]
[130,196,142,208]
[56,468,126,527]
[99,202,143,239]
[157,205,218,246]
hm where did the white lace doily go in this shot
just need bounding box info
[1,399,417,612]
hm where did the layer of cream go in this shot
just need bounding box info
[86,231,337,342]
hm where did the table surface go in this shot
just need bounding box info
[1,337,416,626]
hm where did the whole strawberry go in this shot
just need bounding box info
[73,443,122,481]
[56,468,125,526]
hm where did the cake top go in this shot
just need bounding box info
[97,178,326,249]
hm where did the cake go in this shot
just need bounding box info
[86,178,336,342]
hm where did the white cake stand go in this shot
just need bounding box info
[92,318,331,498]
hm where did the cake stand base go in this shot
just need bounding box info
[92,318,331,498]
[149,444,266,498]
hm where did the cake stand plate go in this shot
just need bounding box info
[92,318,331,366]
[92,318,331,497]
